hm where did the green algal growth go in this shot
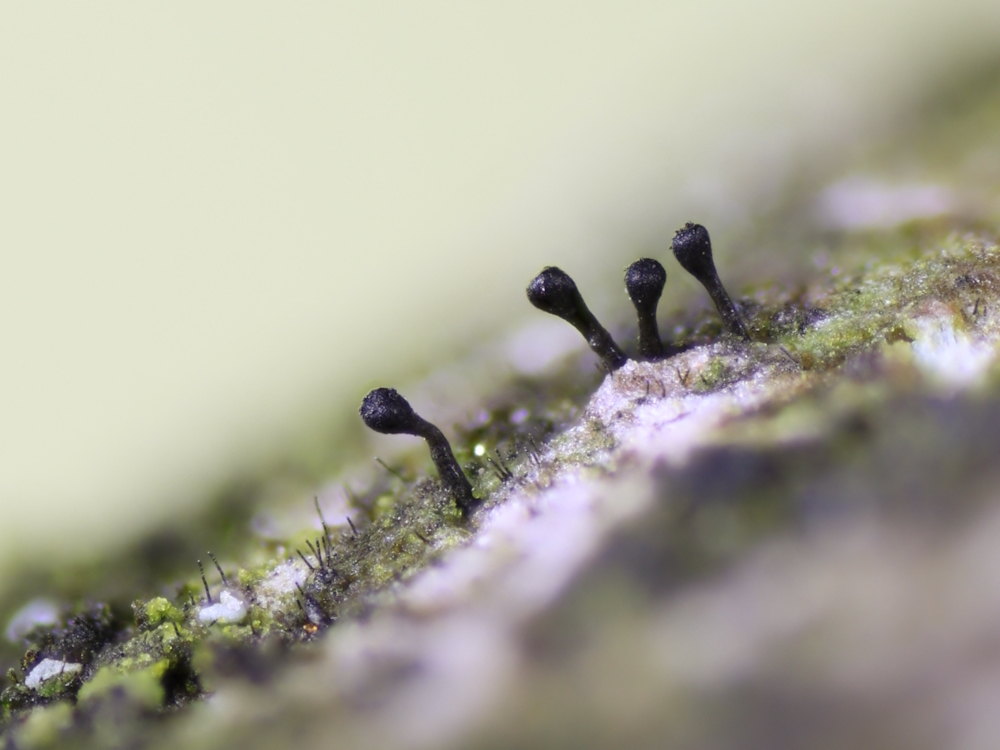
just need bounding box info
[3,226,1000,749]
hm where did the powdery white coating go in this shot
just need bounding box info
[174,249,1000,750]
[588,296,1000,463]
[290,313,1000,749]
[254,560,309,613]
[588,348,801,465]
[5,598,60,643]
[25,659,82,689]
[197,590,248,625]
[305,471,654,750]
[905,301,995,389]
[399,476,646,621]
[338,302,1000,748]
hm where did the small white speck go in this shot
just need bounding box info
[474,444,486,457]
[908,310,994,389]
[255,561,309,612]
[197,590,248,625]
[25,659,82,690]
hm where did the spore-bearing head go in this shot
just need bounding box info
[360,387,422,435]
[359,386,478,518]
[526,265,629,371]
[526,266,583,319]
[625,258,667,309]
[671,221,750,340]
[671,222,716,283]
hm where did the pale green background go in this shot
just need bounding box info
[2,2,999,589]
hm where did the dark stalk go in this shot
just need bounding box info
[360,388,478,518]
[526,266,628,371]
[197,560,212,604]
[305,539,323,569]
[314,496,331,539]
[495,448,513,479]
[296,549,315,571]
[486,457,510,482]
[671,223,750,340]
[624,258,666,359]
[207,551,229,588]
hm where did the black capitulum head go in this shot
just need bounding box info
[671,222,716,284]
[360,387,421,435]
[671,222,750,340]
[625,258,666,309]
[624,258,666,359]
[526,266,628,371]
[360,387,478,518]
[526,266,581,319]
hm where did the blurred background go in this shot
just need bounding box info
[2,0,1000,600]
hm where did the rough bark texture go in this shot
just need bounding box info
[4,59,1000,750]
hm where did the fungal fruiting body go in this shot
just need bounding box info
[360,387,478,517]
[624,258,667,359]
[671,222,750,340]
[526,266,628,371]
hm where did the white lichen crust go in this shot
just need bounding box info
[197,591,248,625]
[5,235,1000,750]
[24,660,82,691]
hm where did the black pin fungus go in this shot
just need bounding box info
[526,266,628,371]
[624,258,667,359]
[360,387,478,517]
[671,222,750,340]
